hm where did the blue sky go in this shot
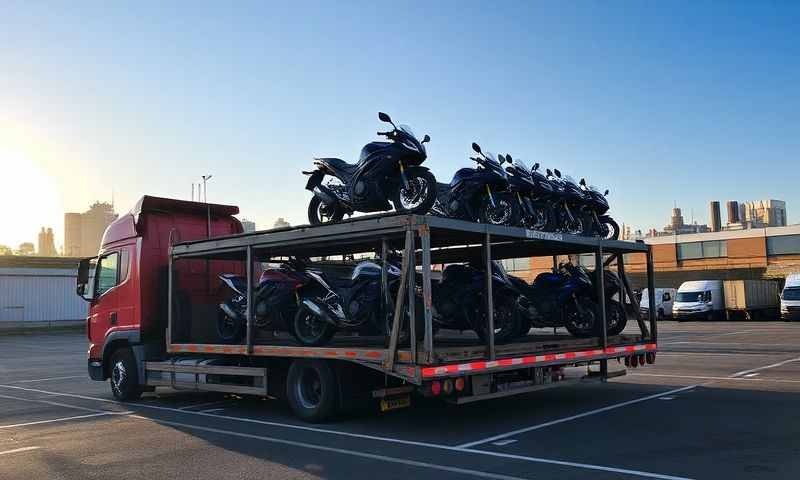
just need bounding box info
[1,1,798,247]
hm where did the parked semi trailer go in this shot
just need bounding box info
[78,195,658,422]
[673,279,780,321]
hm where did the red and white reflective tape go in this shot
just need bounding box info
[421,343,657,378]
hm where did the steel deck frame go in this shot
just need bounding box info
[166,213,657,385]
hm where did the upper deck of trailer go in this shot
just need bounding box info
[169,213,649,261]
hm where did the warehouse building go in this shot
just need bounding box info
[0,256,85,327]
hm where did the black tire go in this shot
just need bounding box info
[472,295,522,344]
[392,169,437,215]
[599,215,620,240]
[109,348,142,401]
[216,309,243,343]
[308,196,345,225]
[479,192,521,226]
[286,360,339,422]
[606,300,629,336]
[292,304,337,347]
[563,297,599,338]
[657,308,664,320]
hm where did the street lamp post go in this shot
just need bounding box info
[202,175,213,238]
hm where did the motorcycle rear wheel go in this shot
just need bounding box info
[471,295,521,344]
[606,299,628,336]
[292,305,337,347]
[392,170,437,214]
[308,197,345,225]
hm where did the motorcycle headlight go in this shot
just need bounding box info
[401,139,420,153]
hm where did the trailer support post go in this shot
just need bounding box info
[646,247,657,343]
[420,225,434,357]
[381,239,390,321]
[407,231,417,363]
[386,229,413,370]
[485,230,495,361]
[167,253,174,346]
[618,253,649,338]
[246,246,254,354]
[595,247,608,379]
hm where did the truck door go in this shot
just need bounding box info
[89,251,121,346]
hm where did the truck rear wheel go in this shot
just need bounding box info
[286,360,338,422]
[109,348,142,401]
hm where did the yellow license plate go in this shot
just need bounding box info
[380,396,411,412]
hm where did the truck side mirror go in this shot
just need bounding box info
[77,258,94,301]
[663,292,671,301]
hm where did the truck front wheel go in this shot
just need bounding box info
[109,348,142,401]
[286,360,338,422]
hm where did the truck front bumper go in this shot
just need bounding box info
[673,310,711,321]
[782,310,800,321]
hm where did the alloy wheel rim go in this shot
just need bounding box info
[399,178,429,210]
[112,361,126,391]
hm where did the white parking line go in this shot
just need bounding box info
[0,446,41,456]
[730,356,800,378]
[455,385,697,449]
[0,412,125,429]
[10,375,85,384]
[0,384,693,480]
[630,373,800,384]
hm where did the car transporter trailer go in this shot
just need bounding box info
[145,213,658,421]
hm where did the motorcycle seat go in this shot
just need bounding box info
[316,157,358,178]
[533,272,567,288]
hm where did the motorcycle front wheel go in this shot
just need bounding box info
[216,310,243,344]
[308,197,345,225]
[292,305,337,347]
[606,299,628,336]
[392,169,437,214]
[524,202,551,231]
[599,215,620,240]
[563,297,598,338]
[479,193,521,226]
[471,295,522,344]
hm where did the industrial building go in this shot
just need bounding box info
[64,201,118,257]
[0,256,85,327]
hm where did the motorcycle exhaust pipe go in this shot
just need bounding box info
[219,303,241,320]
[301,299,338,326]
[312,184,338,206]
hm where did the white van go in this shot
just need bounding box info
[639,288,676,320]
[781,273,800,321]
[673,280,724,321]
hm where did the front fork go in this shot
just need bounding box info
[398,161,410,189]
[486,184,496,208]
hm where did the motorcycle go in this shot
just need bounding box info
[216,257,311,343]
[544,169,588,235]
[302,112,436,224]
[431,261,522,344]
[292,255,417,347]
[587,265,629,336]
[500,154,553,231]
[511,262,600,338]
[579,178,620,240]
[430,143,520,225]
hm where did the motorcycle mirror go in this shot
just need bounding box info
[506,153,513,163]
[604,189,609,195]
[378,112,392,124]
[472,142,482,154]
[546,168,552,176]
[497,154,505,164]
[532,162,539,171]
[554,169,561,178]
[422,134,430,144]
[580,178,586,186]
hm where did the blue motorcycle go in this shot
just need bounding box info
[510,262,600,338]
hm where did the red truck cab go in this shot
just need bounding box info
[78,196,242,394]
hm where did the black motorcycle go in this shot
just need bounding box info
[292,256,417,347]
[216,257,311,343]
[579,178,620,240]
[432,261,521,344]
[500,154,553,231]
[587,266,628,336]
[511,262,600,338]
[303,112,436,224]
[544,169,587,235]
[431,143,520,225]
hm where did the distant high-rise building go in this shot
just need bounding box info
[37,227,57,256]
[659,206,709,236]
[64,202,118,257]
[741,200,787,228]
[709,201,721,232]
[726,201,740,224]
[273,217,290,229]
[240,218,256,233]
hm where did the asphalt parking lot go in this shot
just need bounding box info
[1,321,799,480]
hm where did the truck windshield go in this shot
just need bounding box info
[677,291,704,302]
[783,287,800,301]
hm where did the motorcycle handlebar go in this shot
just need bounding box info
[377,130,393,137]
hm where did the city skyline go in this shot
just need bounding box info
[1,2,799,247]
